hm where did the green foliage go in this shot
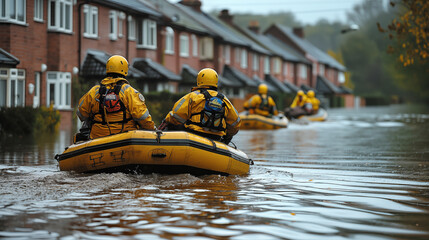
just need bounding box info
[0,106,60,136]
[143,91,184,125]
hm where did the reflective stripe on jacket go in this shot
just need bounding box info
[77,77,155,139]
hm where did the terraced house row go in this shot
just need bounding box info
[0,0,353,128]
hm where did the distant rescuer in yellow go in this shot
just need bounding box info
[159,68,241,144]
[305,90,320,114]
[243,83,279,117]
[76,55,155,140]
[290,90,307,108]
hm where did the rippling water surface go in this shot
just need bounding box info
[1,105,428,239]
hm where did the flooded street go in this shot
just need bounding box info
[1,104,428,239]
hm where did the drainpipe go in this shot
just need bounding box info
[77,0,89,74]
[125,13,129,60]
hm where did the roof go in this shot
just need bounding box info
[80,49,146,78]
[133,58,181,81]
[142,0,211,35]
[283,80,301,93]
[316,75,342,94]
[264,74,292,93]
[180,64,199,84]
[252,75,277,92]
[95,0,162,18]
[0,48,19,67]
[174,3,248,47]
[222,65,258,88]
[339,85,353,94]
[271,24,346,71]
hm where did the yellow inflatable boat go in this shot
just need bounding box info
[239,112,288,130]
[55,130,252,175]
[298,108,328,122]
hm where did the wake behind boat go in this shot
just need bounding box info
[55,130,252,176]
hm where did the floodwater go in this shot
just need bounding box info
[0,104,428,240]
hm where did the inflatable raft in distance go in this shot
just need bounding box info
[239,112,288,130]
[298,108,328,122]
[55,130,252,176]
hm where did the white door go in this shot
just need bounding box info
[33,73,40,107]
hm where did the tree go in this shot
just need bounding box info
[377,0,428,66]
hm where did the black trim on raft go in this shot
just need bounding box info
[242,117,287,127]
[57,138,251,165]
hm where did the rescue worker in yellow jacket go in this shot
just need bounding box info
[243,83,278,117]
[159,68,241,144]
[290,90,307,108]
[305,90,320,115]
[284,90,309,119]
[76,55,155,140]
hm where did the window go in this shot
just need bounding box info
[234,48,240,63]
[240,49,248,69]
[0,0,26,24]
[165,27,174,54]
[48,0,72,33]
[273,57,281,74]
[83,4,98,38]
[180,34,189,57]
[338,71,345,83]
[128,15,136,40]
[34,0,43,22]
[191,34,198,57]
[283,63,288,76]
[0,68,25,107]
[224,45,230,64]
[264,56,270,74]
[46,72,71,109]
[200,37,213,59]
[109,10,117,40]
[138,19,157,49]
[252,53,259,71]
[300,64,307,79]
[319,64,325,76]
[118,12,125,38]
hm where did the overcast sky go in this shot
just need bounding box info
[195,0,376,25]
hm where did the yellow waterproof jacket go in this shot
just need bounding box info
[244,94,278,117]
[306,96,320,111]
[77,77,155,139]
[290,94,308,108]
[164,87,241,138]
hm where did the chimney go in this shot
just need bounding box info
[248,20,260,34]
[293,27,304,38]
[179,0,202,12]
[219,9,233,25]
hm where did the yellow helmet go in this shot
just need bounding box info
[106,55,129,77]
[297,90,304,96]
[197,68,218,87]
[307,90,315,98]
[258,83,268,94]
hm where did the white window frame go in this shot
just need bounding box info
[128,15,136,41]
[191,34,198,57]
[240,49,248,69]
[264,56,270,74]
[319,64,325,76]
[234,47,240,63]
[300,64,307,79]
[109,10,117,40]
[200,37,213,60]
[252,53,259,71]
[46,71,71,109]
[118,12,125,38]
[283,63,288,76]
[164,27,174,54]
[180,34,189,57]
[273,57,281,74]
[0,0,26,24]
[34,0,43,22]
[138,19,157,49]
[224,45,230,64]
[83,4,98,38]
[48,0,72,33]
[0,68,26,107]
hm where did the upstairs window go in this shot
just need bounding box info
[164,27,174,54]
[300,64,307,79]
[48,0,72,33]
[264,56,270,74]
[234,47,240,63]
[109,10,117,40]
[252,53,259,71]
[83,4,98,38]
[180,34,189,57]
[0,0,26,24]
[191,34,198,57]
[200,37,213,60]
[224,45,230,64]
[319,64,325,76]
[128,15,136,41]
[273,57,281,74]
[138,19,157,49]
[34,0,43,22]
[118,12,125,38]
[240,49,248,69]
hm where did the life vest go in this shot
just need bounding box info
[187,89,226,132]
[258,94,271,112]
[93,82,132,127]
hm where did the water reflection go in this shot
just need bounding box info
[0,105,429,239]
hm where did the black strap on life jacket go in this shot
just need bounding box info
[93,82,132,127]
[187,89,227,132]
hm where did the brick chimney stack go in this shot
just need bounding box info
[248,20,260,34]
[218,9,233,25]
[293,27,304,38]
[179,0,202,12]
